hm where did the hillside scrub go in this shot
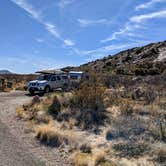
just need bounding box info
[15,69,166,166]
[57,73,108,130]
[0,74,36,92]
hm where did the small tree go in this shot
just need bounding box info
[48,96,61,118]
[71,72,105,111]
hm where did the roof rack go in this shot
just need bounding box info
[36,69,66,75]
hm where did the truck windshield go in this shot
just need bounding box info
[37,75,50,81]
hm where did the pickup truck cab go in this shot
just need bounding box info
[28,70,69,95]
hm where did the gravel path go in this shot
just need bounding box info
[0,91,72,166]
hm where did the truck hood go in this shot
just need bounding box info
[29,80,48,84]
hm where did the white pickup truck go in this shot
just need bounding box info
[28,70,69,95]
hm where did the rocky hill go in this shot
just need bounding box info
[64,40,166,77]
[0,70,12,74]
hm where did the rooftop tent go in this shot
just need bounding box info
[36,69,66,75]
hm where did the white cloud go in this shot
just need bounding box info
[78,19,112,27]
[73,43,136,57]
[57,0,74,8]
[130,10,166,23]
[10,0,41,20]
[101,23,142,43]
[101,9,166,43]
[135,0,165,11]
[10,0,75,46]
[44,22,62,39]
[35,38,44,43]
[64,39,75,46]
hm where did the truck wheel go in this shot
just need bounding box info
[29,89,34,95]
[62,84,68,92]
[45,86,50,93]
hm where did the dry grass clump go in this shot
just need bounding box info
[16,95,54,123]
[103,90,121,108]
[72,149,116,166]
[119,101,134,116]
[32,95,41,104]
[73,152,91,166]
[14,81,27,90]
[16,107,29,119]
[35,122,79,147]
[150,117,166,142]
[80,144,92,154]
[93,150,106,166]
[154,147,166,164]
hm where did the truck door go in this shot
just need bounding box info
[50,75,57,89]
[56,75,62,88]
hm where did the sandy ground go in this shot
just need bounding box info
[0,91,72,166]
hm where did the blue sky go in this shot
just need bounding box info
[0,0,166,73]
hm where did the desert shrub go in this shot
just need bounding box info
[48,96,61,118]
[36,127,62,147]
[154,147,166,164]
[132,88,145,100]
[119,90,132,99]
[94,152,105,166]
[70,72,105,111]
[116,68,129,75]
[103,74,121,88]
[113,143,150,158]
[31,95,40,106]
[105,129,116,140]
[153,117,166,142]
[16,107,28,119]
[73,152,90,166]
[35,123,77,147]
[120,101,134,116]
[80,144,92,153]
[159,118,166,142]
[135,68,148,76]
[148,68,160,75]
[57,108,108,130]
[98,160,117,166]
[73,151,108,166]
[103,90,120,107]
[75,109,108,130]
[110,116,147,141]
[144,88,157,104]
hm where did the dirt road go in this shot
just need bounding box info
[0,91,72,166]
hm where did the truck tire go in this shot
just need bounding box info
[29,89,34,95]
[62,83,68,92]
[44,86,50,93]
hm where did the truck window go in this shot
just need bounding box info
[38,75,51,81]
[62,76,68,79]
[51,76,56,81]
[57,76,61,80]
[70,75,78,80]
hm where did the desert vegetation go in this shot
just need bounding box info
[16,70,166,166]
[15,41,166,166]
[0,74,36,92]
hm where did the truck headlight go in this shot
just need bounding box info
[39,83,46,86]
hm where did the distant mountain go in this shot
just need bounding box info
[64,40,166,76]
[0,70,12,74]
